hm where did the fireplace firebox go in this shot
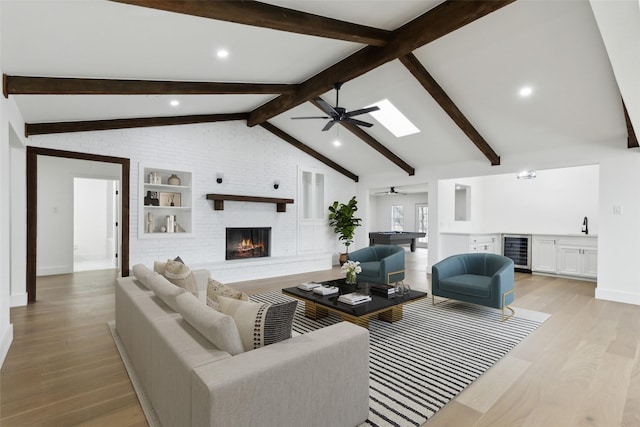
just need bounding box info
[226,227,271,260]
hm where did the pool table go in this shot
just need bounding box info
[369,231,426,252]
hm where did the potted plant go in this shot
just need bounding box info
[328,196,362,265]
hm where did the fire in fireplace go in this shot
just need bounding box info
[226,227,271,260]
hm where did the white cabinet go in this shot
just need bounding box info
[532,235,597,279]
[469,234,500,254]
[532,236,557,273]
[557,245,597,279]
[139,166,193,238]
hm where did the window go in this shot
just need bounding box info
[300,170,325,220]
[391,205,404,231]
[416,203,428,247]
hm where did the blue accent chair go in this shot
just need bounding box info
[346,245,405,285]
[431,253,515,321]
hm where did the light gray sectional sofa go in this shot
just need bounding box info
[115,264,370,427]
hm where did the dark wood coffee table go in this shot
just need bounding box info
[282,279,427,329]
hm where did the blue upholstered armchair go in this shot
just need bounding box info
[346,245,405,285]
[431,253,515,321]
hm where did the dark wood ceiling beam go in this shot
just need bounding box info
[310,98,414,175]
[247,0,515,127]
[25,113,248,137]
[623,99,638,149]
[259,121,358,182]
[399,53,500,166]
[3,75,295,96]
[110,0,390,46]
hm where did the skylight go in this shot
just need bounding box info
[366,99,420,138]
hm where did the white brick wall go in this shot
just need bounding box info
[29,121,357,281]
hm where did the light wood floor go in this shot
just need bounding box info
[2,249,639,426]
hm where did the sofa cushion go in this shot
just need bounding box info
[175,292,244,356]
[206,278,249,310]
[132,264,154,288]
[217,296,297,352]
[147,274,186,312]
[439,274,492,298]
[163,259,199,297]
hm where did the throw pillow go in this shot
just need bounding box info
[175,292,244,356]
[217,295,297,352]
[153,256,184,275]
[163,259,199,297]
[206,278,249,310]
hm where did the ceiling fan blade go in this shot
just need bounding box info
[344,105,380,118]
[291,116,329,120]
[322,120,337,131]
[315,98,339,117]
[344,118,374,128]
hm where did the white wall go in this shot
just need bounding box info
[28,121,356,281]
[596,154,640,304]
[438,165,599,235]
[74,178,113,264]
[0,60,27,366]
[368,192,428,234]
[36,157,120,276]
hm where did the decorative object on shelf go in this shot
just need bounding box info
[144,190,159,206]
[216,173,224,184]
[341,260,361,285]
[273,179,280,190]
[159,192,181,207]
[167,174,181,186]
[166,215,176,233]
[328,196,362,265]
[145,212,154,233]
[149,171,161,184]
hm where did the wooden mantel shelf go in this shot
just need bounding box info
[206,194,294,212]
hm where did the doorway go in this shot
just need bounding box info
[26,147,130,302]
[73,177,119,272]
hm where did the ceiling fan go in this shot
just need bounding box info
[292,82,380,131]
[375,187,408,196]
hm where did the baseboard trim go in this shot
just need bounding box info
[0,324,14,368]
[595,288,640,306]
[11,292,28,307]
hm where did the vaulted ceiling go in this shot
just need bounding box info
[2,0,637,182]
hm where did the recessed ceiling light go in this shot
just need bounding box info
[217,49,229,59]
[366,99,420,137]
[333,139,342,147]
[170,99,180,107]
[519,86,533,97]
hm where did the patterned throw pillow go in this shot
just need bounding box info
[153,256,184,275]
[163,259,199,297]
[217,295,297,352]
[206,278,249,310]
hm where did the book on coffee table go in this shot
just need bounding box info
[297,282,321,291]
[338,292,372,305]
[369,284,396,296]
[313,286,339,296]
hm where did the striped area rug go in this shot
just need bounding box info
[250,291,548,427]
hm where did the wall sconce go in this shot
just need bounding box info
[273,180,280,190]
[216,173,224,184]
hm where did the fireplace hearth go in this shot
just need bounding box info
[226,227,271,260]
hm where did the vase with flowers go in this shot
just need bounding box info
[341,260,361,285]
